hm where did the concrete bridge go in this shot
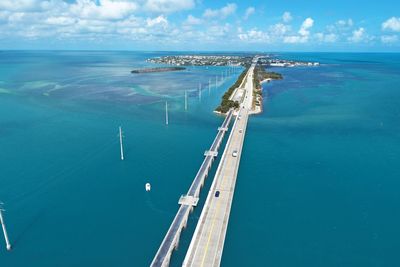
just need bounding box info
[150,110,233,267]
[183,61,256,267]
[151,57,258,267]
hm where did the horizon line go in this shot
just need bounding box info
[1,49,400,53]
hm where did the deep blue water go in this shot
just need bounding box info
[224,53,400,267]
[1,51,400,266]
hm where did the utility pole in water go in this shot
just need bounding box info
[0,203,11,251]
[184,90,188,111]
[165,101,169,125]
[198,83,202,101]
[119,126,124,160]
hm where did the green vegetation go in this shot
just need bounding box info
[215,63,282,114]
[215,67,249,114]
[252,63,283,110]
[253,64,283,90]
[149,55,255,67]
[263,72,283,79]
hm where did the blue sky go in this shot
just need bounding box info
[0,0,399,51]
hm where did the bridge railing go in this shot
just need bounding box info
[149,109,234,267]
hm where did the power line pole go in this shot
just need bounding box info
[184,90,188,111]
[0,203,11,251]
[198,83,202,101]
[165,101,169,125]
[119,126,124,161]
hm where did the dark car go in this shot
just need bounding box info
[215,191,220,197]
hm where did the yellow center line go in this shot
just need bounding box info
[200,183,223,267]
[199,116,243,267]
[196,65,252,265]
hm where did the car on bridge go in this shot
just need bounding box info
[215,191,220,197]
[232,150,238,157]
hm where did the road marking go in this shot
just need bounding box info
[185,61,255,266]
[200,116,243,266]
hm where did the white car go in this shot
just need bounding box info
[232,150,238,157]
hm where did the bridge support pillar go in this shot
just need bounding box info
[204,150,218,157]
[178,196,199,207]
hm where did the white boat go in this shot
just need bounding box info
[145,183,151,192]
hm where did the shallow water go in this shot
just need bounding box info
[0,51,240,266]
[1,51,399,266]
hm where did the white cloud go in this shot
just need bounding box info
[315,32,338,43]
[0,0,386,48]
[283,36,305,44]
[0,11,10,22]
[238,28,270,43]
[0,0,44,12]
[220,4,237,17]
[0,0,192,46]
[244,7,255,20]
[326,19,353,33]
[239,22,293,43]
[284,17,314,43]
[348,27,365,42]
[204,23,232,40]
[282,12,292,23]
[46,16,76,26]
[320,18,354,42]
[8,12,27,23]
[382,17,400,32]
[336,19,353,27]
[144,0,195,13]
[0,0,195,15]
[185,14,202,25]
[324,33,338,42]
[146,15,168,27]
[203,3,237,19]
[69,0,138,20]
[381,35,398,43]
[299,17,314,36]
[269,23,290,36]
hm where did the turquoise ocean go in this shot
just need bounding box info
[0,51,399,266]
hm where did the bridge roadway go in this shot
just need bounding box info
[183,60,256,266]
[150,110,233,267]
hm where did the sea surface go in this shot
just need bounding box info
[0,51,399,267]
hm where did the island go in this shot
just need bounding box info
[252,63,283,113]
[131,66,185,74]
[215,62,284,115]
[258,57,320,67]
[148,55,319,68]
[215,67,248,113]
[146,54,319,115]
[148,55,253,66]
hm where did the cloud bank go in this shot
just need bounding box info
[0,2,398,49]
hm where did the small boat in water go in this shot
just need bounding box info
[145,183,151,192]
